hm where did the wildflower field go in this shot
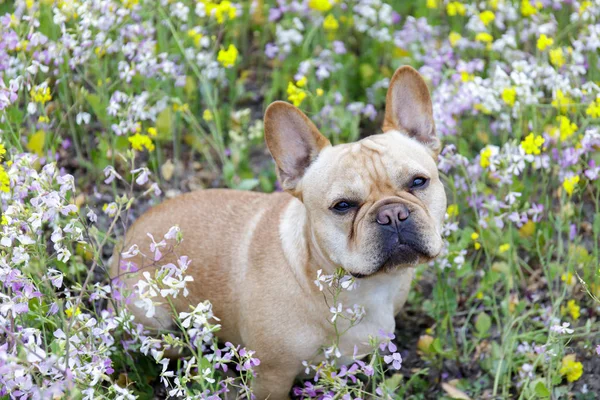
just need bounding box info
[1,0,600,398]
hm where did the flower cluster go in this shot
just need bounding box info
[292,269,405,397]
[0,154,129,398]
[1,0,599,397]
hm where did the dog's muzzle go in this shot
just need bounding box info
[375,202,434,269]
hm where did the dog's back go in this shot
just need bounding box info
[110,189,293,341]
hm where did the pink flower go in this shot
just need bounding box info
[383,352,402,370]
[551,322,574,335]
[131,167,150,185]
[103,166,122,184]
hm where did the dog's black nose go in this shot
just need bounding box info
[376,203,410,229]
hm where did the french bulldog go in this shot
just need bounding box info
[111,66,446,399]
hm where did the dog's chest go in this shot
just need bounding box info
[337,298,396,363]
[335,268,414,363]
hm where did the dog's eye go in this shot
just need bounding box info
[411,177,428,188]
[332,201,355,212]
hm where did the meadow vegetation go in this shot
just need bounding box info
[0,0,599,398]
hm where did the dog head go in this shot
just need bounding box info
[264,66,446,277]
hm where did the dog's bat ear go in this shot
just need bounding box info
[264,101,331,194]
[382,66,440,155]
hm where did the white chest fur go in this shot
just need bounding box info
[336,267,414,362]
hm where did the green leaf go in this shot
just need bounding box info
[5,106,24,126]
[475,312,492,336]
[184,76,197,100]
[85,94,108,125]
[383,373,403,390]
[259,174,274,193]
[593,213,600,237]
[235,178,259,191]
[222,161,235,182]
[155,107,173,141]
[431,337,444,354]
[533,381,550,398]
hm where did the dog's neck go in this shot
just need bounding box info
[279,197,328,293]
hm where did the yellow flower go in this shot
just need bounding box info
[0,144,5,162]
[536,34,554,51]
[499,243,510,253]
[550,48,565,68]
[65,306,81,318]
[27,130,46,157]
[449,32,462,47]
[447,204,459,217]
[518,220,536,237]
[323,14,339,31]
[94,47,106,58]
[560,355,583,382]
[213,1,236,24]
[308,0,333,12]
[203,109,214,121]
[561,299,580,320]
[15,39,29,52]
[426,0,438,9]
[1,215,7,225]
[187,29,204,47]
[479,10,495,25]
[580,1,592,14]
[296,76,308,88]
[552,89,573,114]
[521,0,537,16]
[520,133,545,155]
[471,232,481,250]
[0,165,9,193]
[128,133,155,152]
[460,71,473,82]
[586,97,600,118]
[29,86,52,104]
[217,44,238,68]
[316,88,324,96]
[556,116,577,141]
[502,87,517,107]
[287,81,307,107]
[561,272,575,285]
[447,2,466,16]
[122,0,139,10]
[38,116,49,123]
[476,291,484,299]
[480,146,493,168]
[474,103,491,114]
[417,335,434,353]
[173,103,189,113]
[475,32,493,43]
[562,175,580,196]
[147,127,157,137]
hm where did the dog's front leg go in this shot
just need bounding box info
[251,364,297,400]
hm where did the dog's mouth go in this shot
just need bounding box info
[348,243,438,279]
[349,240,437,279]
[381,242,428,268]
[347,231,442,279]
